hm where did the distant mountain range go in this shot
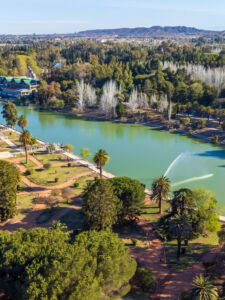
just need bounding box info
[77,26,222,38]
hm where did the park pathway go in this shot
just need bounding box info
[131,216,223,299]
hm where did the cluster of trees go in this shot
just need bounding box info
[0,225,136,299]
[82,176,145,231]
[1,42,225,117]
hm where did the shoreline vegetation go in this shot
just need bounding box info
[12,100,225,146]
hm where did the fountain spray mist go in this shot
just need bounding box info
[172,174,214,188]
[164,153,184,177]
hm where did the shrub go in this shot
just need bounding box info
[44,163,51,169]
[192,119,206,130]
[45,196,59,210]
[131,238,138,246]
[180,117,190,126]
[188,129,193,136]
[26,168,34,175]
[133,267,156,294]
[55,177,59,183]
[74,182,80,188]
[222,120,225,131]
[211,135,219,144]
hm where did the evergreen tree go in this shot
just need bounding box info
[1,101,18,127]
[0,228,136,299]
[109,176,145,222]
[82,178,121,231]
[0,160,20,221]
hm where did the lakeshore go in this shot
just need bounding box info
[0,122,224,222]
[1,102,225,212]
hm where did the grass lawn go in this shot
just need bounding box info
[72,175,95,195]
[141,200,220,270]
[166,231,219,270]
[0,140,9,148]
[3,131,20,140]
[141,200,170,225]
[116,223,148,249]
[34,152,67,164]
[28,164,88,186]
[21,160,36,169]
[16,193,36,221]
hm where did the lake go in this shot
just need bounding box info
[0,103,225,212]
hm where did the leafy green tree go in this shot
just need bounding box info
[151,176,170,214]
[0,228,136,299]
[116,101,126,118]
[0,160,20,221]
[190,274,218,300]
[62,144,74,152]
[19,129,33,164]
[82,178,121,231]
[1,101,18,127]
[180,117,190,126]
[80,147,92,159]
[109,176,145,222]
[48,143,56,152]
[93,149,110,178]
[17,115,28,131]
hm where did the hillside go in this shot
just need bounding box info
[77,26,221,38]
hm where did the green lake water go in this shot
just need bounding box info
[1,103,225,213]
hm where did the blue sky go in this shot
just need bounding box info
[1,0,225,34]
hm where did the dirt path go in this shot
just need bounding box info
[153,245,223,299]
[4,157,92,191]
[131,216,223,299]
[131,217,170,285]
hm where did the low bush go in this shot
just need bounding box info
[74,182,80,188]
[55,177,59,183]
[26,168,34,175]
[180,117,190,126]
[211,135,219,144]
[44,163,51,169]
[133,267,156,294]
[192,119,206,130]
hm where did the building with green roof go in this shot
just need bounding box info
[0,76,40,98]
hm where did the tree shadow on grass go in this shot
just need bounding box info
[60,207,83,231]
[166,242,215,270]
[114,223,147,247]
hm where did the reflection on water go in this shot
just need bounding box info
[1,103,225,212]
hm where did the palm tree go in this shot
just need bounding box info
[191,274,218,300]
[151,175,170,214]
[19,130,32,164]
[93,149,110,178]
[17,115,28,131]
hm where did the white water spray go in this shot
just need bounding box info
[164,153,184,177]
[172,174,214,188]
